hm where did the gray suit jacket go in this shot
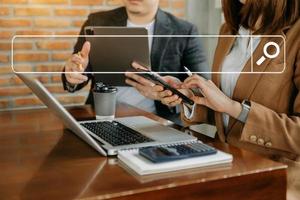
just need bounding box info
[62,7,209,121]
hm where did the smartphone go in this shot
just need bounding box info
[139,142,217,163]
[131,68,194,106]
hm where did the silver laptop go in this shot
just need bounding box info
[16,73,196,156]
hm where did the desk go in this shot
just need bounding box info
[0,104,287,200]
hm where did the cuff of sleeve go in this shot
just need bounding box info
[65,81,78,93]
[183,103,197,120]
[239,101,274,148]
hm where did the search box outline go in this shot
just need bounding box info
[11,34,286,74]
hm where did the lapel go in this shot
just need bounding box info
[226,32,286,133]
[211,32,236,142]
[150,9,173,71]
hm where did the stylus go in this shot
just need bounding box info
[183,66,206,97]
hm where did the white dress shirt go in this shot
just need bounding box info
[116,20,156,113]
[184,27,261,128]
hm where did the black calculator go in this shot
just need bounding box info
[139,142,217,163]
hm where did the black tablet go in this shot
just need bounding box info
[85,26,150,86]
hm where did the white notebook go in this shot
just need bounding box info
[118,142,233,176]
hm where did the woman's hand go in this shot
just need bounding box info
[182,75,242,119]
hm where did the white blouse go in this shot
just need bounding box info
[221,27,260,129]
[184,27,261,129]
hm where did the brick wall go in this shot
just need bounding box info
[0,0,187,110]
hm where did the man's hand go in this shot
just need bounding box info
[65,41,91,85]
[125,62,182,103]
[159,88,194,107]
[125,71,164,100]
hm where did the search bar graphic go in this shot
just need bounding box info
[256,41,281,66]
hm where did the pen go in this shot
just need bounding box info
[183,66,193,77]
[183,66,206,97]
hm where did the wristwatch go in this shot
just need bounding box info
[237,100,251,123]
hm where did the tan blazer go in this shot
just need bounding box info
[182,19,300,161]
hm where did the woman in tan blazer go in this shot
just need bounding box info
[129,0,300,159]
[128,0,299,198]
[156,0,300,160]
[157,0,300,199]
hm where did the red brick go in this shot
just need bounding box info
[14,97,42,107]
[90,8,107,13]
[37,76,50,83]
[0,31,13,39]
[36,64,64,72]
[160,0,170,8]
[10,76,23,85]
[72,20,85,27]
[0,0,186,111]
[57,95,86,104]
[171,0,185,9]
[106,0,123,6]
[51,52,71,61]
[51,75,62,82]
[0,55,9,63]
[0,19,31,27]
[30,0,67,4]
[15,30,52,35]
[0,86,31,96]
[14,53,48,62]
[54,8,88,16]
[36,41,72,50]
[55,30,79,35]
[71,0,103,6]
[0,99,9,109]
[0,42,33,50]
[11,75,49,84]
[11,65,33,73]
[0,0,27,4]
[0,7,10,15]
[0,77,11,86]
[14,7,50,16]
[34,19,70,28]
[0,66,14,74]
[46,85,66,93]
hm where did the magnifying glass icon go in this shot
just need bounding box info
[256,41,280,66]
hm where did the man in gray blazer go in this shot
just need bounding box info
[62,0,208,123]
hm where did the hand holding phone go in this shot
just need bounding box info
[130,68,195,106]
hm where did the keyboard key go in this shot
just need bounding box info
[81,121,154,146]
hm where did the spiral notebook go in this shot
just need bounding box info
[118,141,233,175]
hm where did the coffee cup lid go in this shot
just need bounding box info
[94,85,117,93]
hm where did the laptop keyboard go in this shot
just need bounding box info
[81,121,154,146]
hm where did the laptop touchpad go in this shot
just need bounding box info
[116,116,190,142]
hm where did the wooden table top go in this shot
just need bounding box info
[0,104,287,200]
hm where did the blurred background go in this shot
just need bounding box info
[0,0,223,111]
